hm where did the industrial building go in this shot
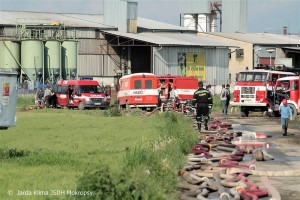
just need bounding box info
[0,0,233,93]
[179,0,247,33]
[198,32,300,85]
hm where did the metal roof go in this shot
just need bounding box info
[103,31,233,47]
[137,17,193,32]
[0,10,114,29]
[200,32,300,45]
[282,47,300,51]
[0,10,193,32]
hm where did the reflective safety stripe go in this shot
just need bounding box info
[195,90,209,94]
[198,93,206,96]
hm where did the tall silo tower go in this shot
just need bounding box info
[179,0,222,32]
[222,0,248,32]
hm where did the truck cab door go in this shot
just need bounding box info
[58,85,69,106]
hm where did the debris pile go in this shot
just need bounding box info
[178,119,280,200]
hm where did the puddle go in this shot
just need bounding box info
[234,141,275,150]
[274,156,300,162]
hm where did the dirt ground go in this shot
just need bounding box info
[211,112,300,200]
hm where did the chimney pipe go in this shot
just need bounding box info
[283,26,287,35]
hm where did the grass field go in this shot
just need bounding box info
[0,98,198,199]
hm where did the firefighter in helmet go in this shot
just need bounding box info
[192,81,213,132]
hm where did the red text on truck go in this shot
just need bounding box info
[231,69,295,117]
[56,80,108,110]
[117,73,158,110]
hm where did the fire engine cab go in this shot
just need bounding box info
[272,75,299,118]
[56,80,108,110]
[117,73,159,110]
[231,69,295,117]
[156,76,198,106]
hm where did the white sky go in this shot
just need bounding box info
[0,0,299,33]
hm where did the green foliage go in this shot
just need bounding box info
[0,148,30,160]
[211,94,240,113]
[1,109,197,199]
[17,95,35,107]
[77,112,198,200]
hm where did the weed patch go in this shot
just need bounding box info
[0,148,30,160]
[76,112,198,199]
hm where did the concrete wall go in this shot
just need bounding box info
[198,33,253,85]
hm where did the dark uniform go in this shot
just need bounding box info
[192,87,213,132]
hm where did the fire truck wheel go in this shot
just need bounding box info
[288,104,297,119]
[126,101,131,111]
[78,102,84,110]
[241,107,249,117]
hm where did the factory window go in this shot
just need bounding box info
[236,49,244,58]
[134,80,142,89]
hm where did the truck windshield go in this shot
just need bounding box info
[79,85,103,93]
[238,72,268,82]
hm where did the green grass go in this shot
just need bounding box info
[17,95,35,107]
[211,95,240,113]
[0,105,197,199]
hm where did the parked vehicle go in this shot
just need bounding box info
[156,76,198,106]
[231,69,295,117]
[56,80,108,110]
[272,75,299,119]
[117,73,159,110]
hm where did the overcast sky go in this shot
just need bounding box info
[0,0,299,33]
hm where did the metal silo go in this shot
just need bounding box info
[0,41,20,72]
[44,40,61,82]
[21,40,44,81]
[61,41,78,80]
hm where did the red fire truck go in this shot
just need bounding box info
[117,73,159,110]
[56,80,108,110]
[231,69,295,117]
[156,76,198,106]
[272,75,299,118]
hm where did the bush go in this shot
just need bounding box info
[76,112,198,199]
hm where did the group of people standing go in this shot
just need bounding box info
[35,85,57,108]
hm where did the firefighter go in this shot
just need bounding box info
[192,81,213,132]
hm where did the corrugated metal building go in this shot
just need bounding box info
[198,32,300,85]
[103,31,232,88]
[222,0,248,33]
[0,7,232,90]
